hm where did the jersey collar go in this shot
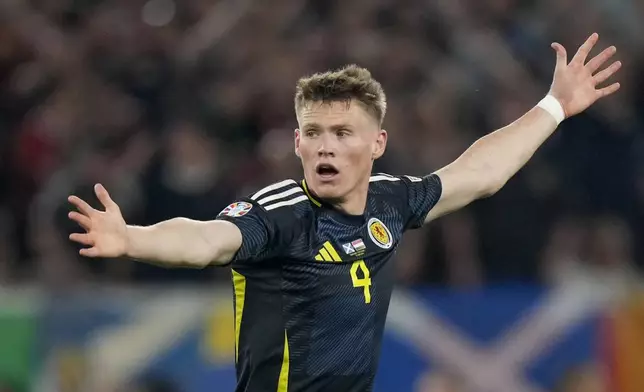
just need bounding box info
[301,179,322,207]
[300,179,367,226]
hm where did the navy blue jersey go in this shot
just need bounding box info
[215,173,442,392]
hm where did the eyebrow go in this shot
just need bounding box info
[302,123,352,130]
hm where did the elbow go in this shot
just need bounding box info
[193,242,233,268]
[460,161,507,199]
[479,176,507,198]
[167,258,210,269]
[180,249,217,269]
[476,161,511,197]
[189,221,236,268]
[187,259,211,269]
[190,250,219,269]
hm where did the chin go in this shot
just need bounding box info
[315,184,343,198]
[311,181,346,202]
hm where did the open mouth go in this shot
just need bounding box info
[315,163,339,180]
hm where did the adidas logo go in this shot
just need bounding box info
[314,241,342,262]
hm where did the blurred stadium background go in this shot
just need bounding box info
[1,0,644,391]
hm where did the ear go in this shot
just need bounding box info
[372,129,387,160]
[294,129,301,158]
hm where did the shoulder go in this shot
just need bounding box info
[249,179,306,209]
[369,173,424,183]
[218,178,313,244]
[245,179,313,222]
[219,179,312,220]
[368,172,423,194]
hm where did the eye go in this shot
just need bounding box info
[303,129,318,138]
[337,129,351,137]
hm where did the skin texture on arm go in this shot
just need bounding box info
[425,33,621,223]
[125,219,242,268]
[68,184,242,268]
[428,107,558,221]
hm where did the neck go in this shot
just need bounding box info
[305,176,370,216]
[331,191,367,215]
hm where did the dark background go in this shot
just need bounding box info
[1,0,643,289]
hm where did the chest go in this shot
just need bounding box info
[283,213,401,302]
[307,213,403,262]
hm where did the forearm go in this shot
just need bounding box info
[459,105,558,194]
[427,34,621,223]
[125,218,238,268]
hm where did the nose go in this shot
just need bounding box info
[317,133,336,157]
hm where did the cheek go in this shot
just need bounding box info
[298,144,317,167]
[297,140,313,157]
[345,146,373,169]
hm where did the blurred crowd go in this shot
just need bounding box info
[1,0,644,288]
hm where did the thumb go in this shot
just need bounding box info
[94,183,117,211]
[80,247,100,258]
[551,42,568,70]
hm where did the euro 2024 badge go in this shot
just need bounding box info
[220,201,253,217]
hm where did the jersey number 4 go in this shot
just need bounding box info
[350,260,372,304]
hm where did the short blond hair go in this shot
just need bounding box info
[294,64,387,125]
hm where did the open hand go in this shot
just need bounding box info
[549,33,621,118]
[68,184,128,258]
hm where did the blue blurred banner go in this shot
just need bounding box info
[35,285,615,392]
[377,286,601,392]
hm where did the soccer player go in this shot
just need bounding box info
[68,33,620,392]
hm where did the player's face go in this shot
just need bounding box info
[295,100,387,203]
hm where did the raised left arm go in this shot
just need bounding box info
[425,33,621,223]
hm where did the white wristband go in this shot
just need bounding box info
[537,95,566,125]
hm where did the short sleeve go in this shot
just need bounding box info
[215,199,281,264]
[401,174,443,230]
